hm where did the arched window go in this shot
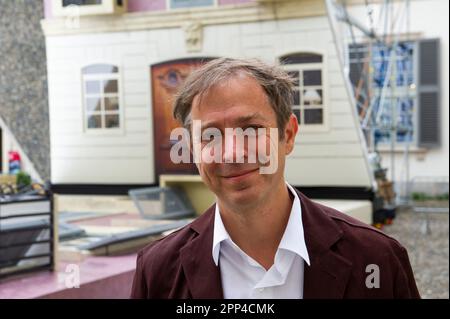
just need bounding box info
[280,53,325,128]
[82,64,121,131]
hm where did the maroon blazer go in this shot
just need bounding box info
[130,190,420,299]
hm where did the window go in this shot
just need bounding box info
[82,64,121,131]
[63,0,103,6]
[280,53,326,129]
[53,0,125,17]
[169,0,214,9]
[372,42,415,145]
[347,40,440,148]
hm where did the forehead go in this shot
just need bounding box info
[190,73,276,124]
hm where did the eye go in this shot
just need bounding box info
[201,129,222,144]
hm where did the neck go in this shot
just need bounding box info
[218,181,293,270]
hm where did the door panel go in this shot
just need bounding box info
[151,58,213,178]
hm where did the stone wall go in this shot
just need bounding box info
[0,0,49,181]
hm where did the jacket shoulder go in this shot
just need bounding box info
[130,221,197,298]
[137,221,196,269]
[136,207,214,271]
[312,201,420,298]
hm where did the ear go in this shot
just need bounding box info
[284,114,298,155]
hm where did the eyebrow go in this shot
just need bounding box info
[200,112,266,131]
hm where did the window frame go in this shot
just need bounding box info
[81,63,124,135]
[52,0,126,17]
[166,0,218,10]
[351,40,419,147]
[371,86,418,147]
[280,52,329,133]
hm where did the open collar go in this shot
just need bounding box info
[212,183,310,267]
[181,187,353,299]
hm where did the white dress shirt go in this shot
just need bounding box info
[212,183,310,299]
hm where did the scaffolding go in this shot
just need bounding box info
[326,0,415,207]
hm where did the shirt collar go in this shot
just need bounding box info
[212,203,230,266]
[212,182,310,266]
[278,183,310,266]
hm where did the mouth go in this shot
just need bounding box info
[221,168,259,182]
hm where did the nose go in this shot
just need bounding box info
[222,130,236,163]
[222,129,246,164]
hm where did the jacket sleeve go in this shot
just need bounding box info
[130,252,147,299]
[394,245,421,298]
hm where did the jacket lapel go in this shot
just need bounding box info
[180,205,224,299]
[297,191,353,299]
[303,250,353,298]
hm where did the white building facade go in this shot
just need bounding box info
[42,0,377,192]
[41,0,448,198]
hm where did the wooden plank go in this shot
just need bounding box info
[295,128,359,143]
[285,157,371,187]
[51,132,150,147]
[290,142,364,157]
[331,113,357,129]
[51,144,150,159]
[51,158,154,184]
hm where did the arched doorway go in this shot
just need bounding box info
[150,57,215,179]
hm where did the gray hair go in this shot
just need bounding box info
[172,57,294,139]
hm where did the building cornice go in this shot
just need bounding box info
[41,1,327,37]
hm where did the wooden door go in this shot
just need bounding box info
[151,58,213,179]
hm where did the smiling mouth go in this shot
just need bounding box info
[222,168,259,179]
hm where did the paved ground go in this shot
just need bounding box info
[27,195,450,298]
[383,206,449,299]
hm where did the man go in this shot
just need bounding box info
[131,58,420,299]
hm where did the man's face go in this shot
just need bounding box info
[190,72,298,210]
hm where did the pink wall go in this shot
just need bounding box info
[219,0,254,5]
[128,0,255,11]
[127,0,166,12]
[43,0,52,18]
[43,0,256,18]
